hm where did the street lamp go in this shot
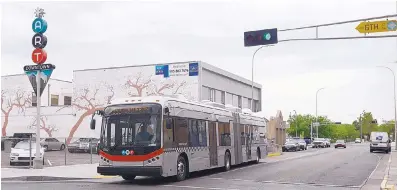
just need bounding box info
[251,45,274,111]
[377,66,397,150]
[315,87,326,138]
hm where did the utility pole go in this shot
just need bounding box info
[315,88,325,138]
[293,110,298,137]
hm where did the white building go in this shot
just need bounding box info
[1,74,73,137]
[2,61,263,140]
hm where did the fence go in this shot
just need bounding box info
[1,137,100,168]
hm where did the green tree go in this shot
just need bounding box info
[353,110,378,138]
[287,114,315,138]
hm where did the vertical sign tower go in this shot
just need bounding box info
[24,7,55,169]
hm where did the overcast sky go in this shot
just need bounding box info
[1,0,397,123]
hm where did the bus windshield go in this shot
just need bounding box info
[100,103,162,149]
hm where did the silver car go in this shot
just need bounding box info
[40,138,66,151]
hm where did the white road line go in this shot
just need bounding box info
[47,159,52,166]
[162,185,239,190]
[357,150,383,187]
[208,177,361,188]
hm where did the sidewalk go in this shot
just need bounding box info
[1,163,104,181]
[383,149,397,189]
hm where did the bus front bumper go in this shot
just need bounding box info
[97,166,163,177]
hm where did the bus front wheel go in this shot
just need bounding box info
[175,156,187,181]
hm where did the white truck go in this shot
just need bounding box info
[370,132,391,153]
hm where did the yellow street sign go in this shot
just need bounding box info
[355,20,397,34]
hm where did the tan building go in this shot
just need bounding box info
[266,110,288,145]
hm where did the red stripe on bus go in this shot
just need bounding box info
[99,148,164,162]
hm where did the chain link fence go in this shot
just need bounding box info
[1,137,100,168]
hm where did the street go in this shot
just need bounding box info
[2,143,389,190]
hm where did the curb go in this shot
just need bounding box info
[1,176,94,182]
[380,153,395,190]
[94,175,118,179]
[267,152,281,157]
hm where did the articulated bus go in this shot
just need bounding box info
[90,95,268,181]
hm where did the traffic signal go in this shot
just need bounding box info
[334,122,342,124]
[371,119,378,124]
[244,28,278,47]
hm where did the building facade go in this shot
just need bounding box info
[266,110,288,145]
[1,74,73,137]
[2,61,263,141]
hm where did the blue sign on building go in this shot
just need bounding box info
[189,62,199,76]
[155,65,164,75]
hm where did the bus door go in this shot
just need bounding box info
[246,125,252,160]
[232,113,242,164]
[208,121,218,166]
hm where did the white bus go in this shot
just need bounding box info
[90,95,268,181]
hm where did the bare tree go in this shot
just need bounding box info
[147,80,188,96]
[27,116,58,137]
[1,89,32,136]
[124,72,152,97]
[67,85,115,144]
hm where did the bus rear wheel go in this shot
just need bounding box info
[122,175,136,181]
[175,156,187,181]
[224,151,231,171]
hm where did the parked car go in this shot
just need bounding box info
[297,139,307,150]
[370,132,391,153]
[9,133,36,148]
[355,138,361,143]
[67,138,99,153]
[334,139,346,148]
[40,138,66,151]
[312,138,326,148]
[9,141,45,166]
[282,140,299,152]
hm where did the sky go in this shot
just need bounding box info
[1,0,397,124]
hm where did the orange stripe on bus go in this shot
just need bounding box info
[99,148,164,162]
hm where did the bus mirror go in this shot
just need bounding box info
[96,110,104,116]
[90,119,96,130]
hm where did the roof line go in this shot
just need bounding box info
[1,74,72,83]
[73,61,201,72]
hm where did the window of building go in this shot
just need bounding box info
[248,98,252,109]
[215,90,222,104]
[218,122,231,146]
[174,118,188,147]
[226,93,232,105]
[238,96,242,108]
[31,92,37,107]
[210,89,215,102]
[232,94,239,107]
[221,91,225,104]
[202,86,210,101]
[51,95,59,106]
[64,96,72,105]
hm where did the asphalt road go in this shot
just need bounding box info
[1,149,100,168]
[2,143,389,190]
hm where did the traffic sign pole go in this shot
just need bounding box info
[34,70,42,169]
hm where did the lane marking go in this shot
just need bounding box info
[208,177,361,188]
[47,159,52,166]
[162,185,239,190]
[94,175,118,179]
[358,150,384,187]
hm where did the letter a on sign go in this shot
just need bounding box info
[32,18,48,33]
